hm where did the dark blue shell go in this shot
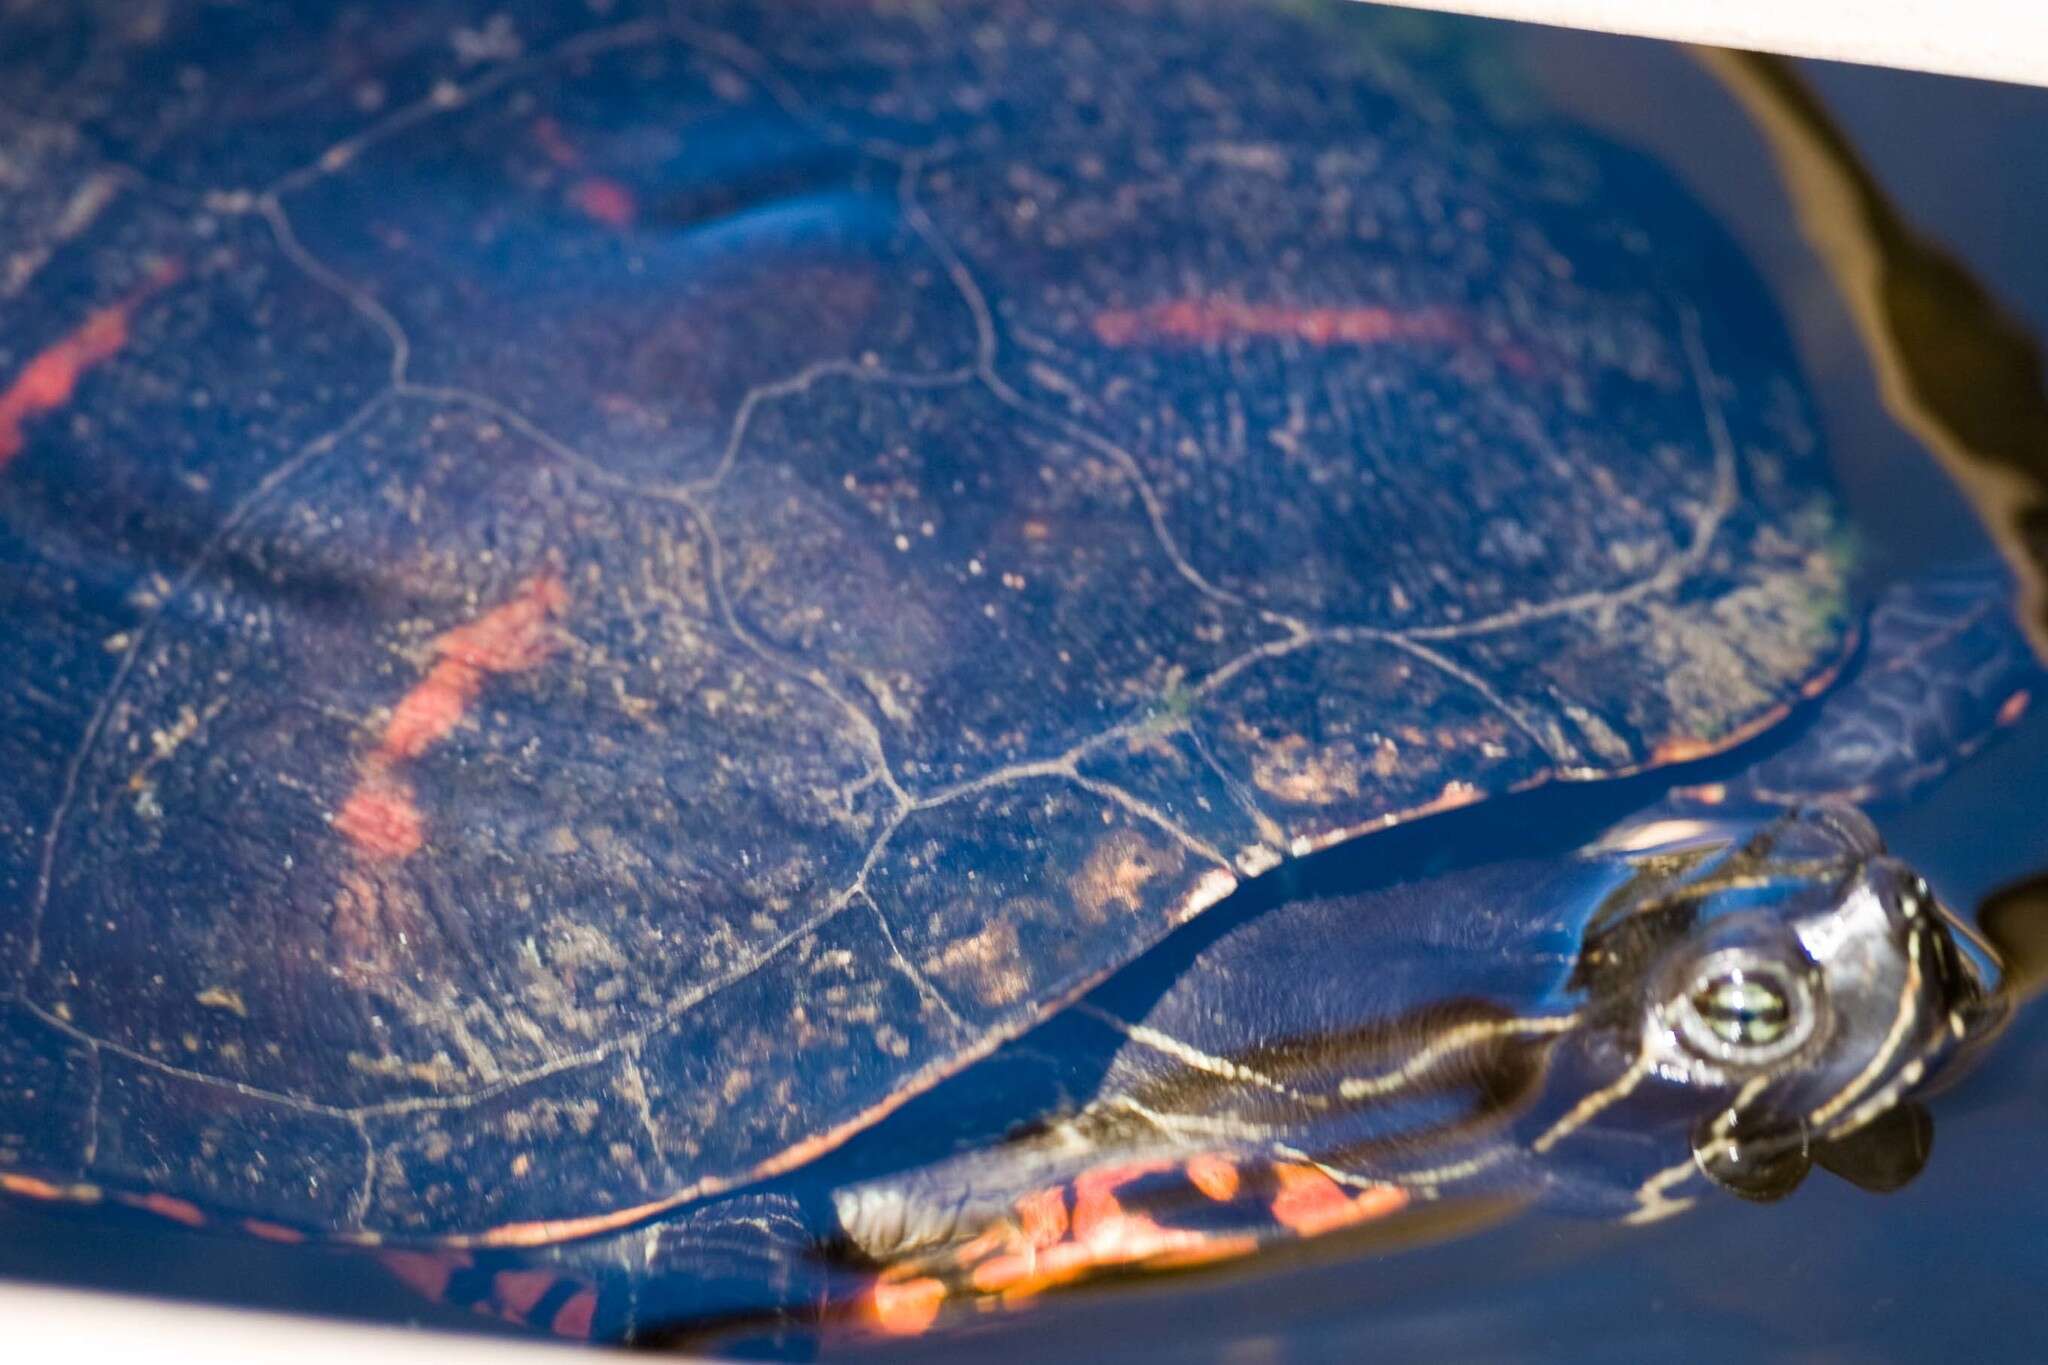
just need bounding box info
[0,0,1851,1240]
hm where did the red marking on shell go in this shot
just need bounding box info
[334,772,425,860]
[1998,688,2031,728]
[242,1218,309,1244]
[0,1173,68,1200]
[431,574,570,677]
[550,1289,598,1340]
[1651,698,1797,769]
[530,115,581,169]
[336,574,567,861]
[529,115,636,229]
[1091,298,1464,349]
[570,177,636,229]
[0,260,181,467]
[379,661,485,763]
[124,1191,208,1227]
[1267,1162,1407,1237]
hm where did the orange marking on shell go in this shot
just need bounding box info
[550,1289,598,1340]
[570,177,636,229]
[491,1269,564,1321]
[865,1275,948,1336]
[337,575,567,861]
[0,260,180,467]
[126,1191,207,1227]
[1091,298,1464,350]
[1015,1185,1069,1250]
[530,115,581,169]
[1268,1163,1408,1237]
[0,1173,68,1200]
[431,574,570,676]
[1650,736,1717,765]
[1998,688,2031,727]
[334,773,425,860]
[378,660,485,762]
[380,1250,466,1301]
[242,1218,308,1244]
[1652,698,1796,768]
[1184,1154,1240,1202]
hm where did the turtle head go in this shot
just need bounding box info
[1556,804,2008,1206]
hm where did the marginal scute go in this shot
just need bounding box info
[0,1004,96,1181]
[92,1051,367,1232]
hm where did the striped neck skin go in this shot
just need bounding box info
[837,803,2004,1260]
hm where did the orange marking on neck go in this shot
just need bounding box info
[1069,1159,1175,1241]
[0,260,182,467]
[865,1275,947,1336]
[550,1289,598,1340]
[1268,1162,1408,1237]
[491,1269,563,1321]
[1092,298,1464,350]
[336,574,567,860]
[966,1161,1259,1302]
[1015,1185,1069,1249]
[380,1249,465,1301]
[1184,1154,1240,1202]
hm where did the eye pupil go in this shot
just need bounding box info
[1692,975,1792,1047]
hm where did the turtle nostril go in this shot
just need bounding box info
[1865,857,1939,928]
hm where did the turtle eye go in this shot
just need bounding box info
[1664,949,1822,1072]
[1689,971,1793,1048]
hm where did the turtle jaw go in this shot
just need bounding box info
[1781,857,1997,1137]
[1679,857,2004,1200]
[1545,830,2002,1205]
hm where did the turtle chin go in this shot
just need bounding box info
[1670,853,2005,1202]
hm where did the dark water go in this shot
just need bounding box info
[3,6,2047,1360]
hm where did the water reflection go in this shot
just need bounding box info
[1700,49,2048,662]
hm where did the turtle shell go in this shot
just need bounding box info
[0,0,1850,1244]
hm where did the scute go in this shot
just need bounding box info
[0,0,1850,1239]
[31,398,900,1104]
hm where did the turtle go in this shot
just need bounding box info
[0,0,2039,1350]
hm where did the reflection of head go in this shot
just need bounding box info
[1559,804,2005,1204]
